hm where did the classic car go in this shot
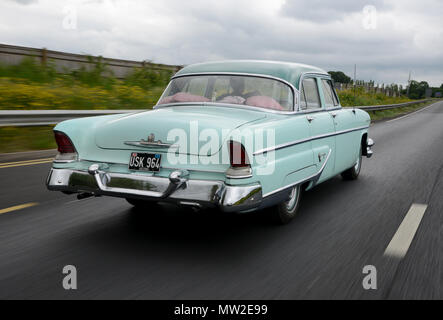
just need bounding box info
[46,60,374,224]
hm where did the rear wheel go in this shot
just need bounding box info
[272,185,302,224]
[341,145,362,180]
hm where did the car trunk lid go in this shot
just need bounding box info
[94,105,266,156]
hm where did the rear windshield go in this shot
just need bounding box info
[157,75,294,111]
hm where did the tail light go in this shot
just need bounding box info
[226,141,252,178]
[54,131,78,162]
[229,140,249,167]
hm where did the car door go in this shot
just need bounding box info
[320,78,361,173]
[300,76,336,184]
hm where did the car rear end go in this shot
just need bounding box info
[46,111,264,213]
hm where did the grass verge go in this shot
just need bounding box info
[366,100,438,121]
[0,126,56,154]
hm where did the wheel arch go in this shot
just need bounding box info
[361,132,368,156]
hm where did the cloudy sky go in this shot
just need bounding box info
[1,0,442,86]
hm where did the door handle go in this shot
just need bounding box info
[306,116,315,123]
[331,112,338,118]
[318,152,327,162]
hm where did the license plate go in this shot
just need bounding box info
[129,152,161,172]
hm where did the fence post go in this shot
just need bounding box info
[41,47,47,66]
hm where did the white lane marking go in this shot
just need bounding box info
[384,204,428,259]
[387,102,438,123]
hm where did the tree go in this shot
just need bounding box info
[408,80,429,99]
[328,71,352,84]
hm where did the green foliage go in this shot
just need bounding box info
[408,80,429,99]
[124,63,173,90]
[328,71,352,84]
[69,56,116,88]
[0,57,172,110]
[337,87,411,107]
[0,57,57,83]
[0,126,56,153]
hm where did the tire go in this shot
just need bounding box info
[272,185,302,224]
[341,145,362,180]
[126,198,158,209]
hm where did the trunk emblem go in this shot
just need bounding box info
[141,133,162,145]
[147,133,155,143]
[124,133,179,149]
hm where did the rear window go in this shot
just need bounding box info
[158,75,294,111]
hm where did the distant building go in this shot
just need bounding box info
[425,88,433,98]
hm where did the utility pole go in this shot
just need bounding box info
[353,64,357,101]
[406,71,411,96]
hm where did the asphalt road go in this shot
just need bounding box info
[1,102,443,300]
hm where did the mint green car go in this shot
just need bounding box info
[47,60,373,224]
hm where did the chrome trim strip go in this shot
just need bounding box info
[124,141,179,149]
[298,72,340,112]
[262,149,332,198]
[157,72,299,113]
[53,159,77,164]
[154,101,299,115]
[226,175,253,179]
[253,125,369,156]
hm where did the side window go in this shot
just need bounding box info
[301,78,321,110]
[321,79,339,107]
[300,86,307,110]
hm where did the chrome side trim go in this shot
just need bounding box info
[253,125,369,156]
[262,149,332,198]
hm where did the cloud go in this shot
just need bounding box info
[0,0,442,86]
[7,0,38,5]
[281,0,391,23]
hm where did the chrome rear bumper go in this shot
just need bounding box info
[366,138,374,158]
[46,165,262,213]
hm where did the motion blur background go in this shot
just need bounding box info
[0,0,442,152]
[1,0,443,300]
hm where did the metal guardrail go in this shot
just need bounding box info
[0,110,138,127]
[355,99,434,111]
[0,99,439,127]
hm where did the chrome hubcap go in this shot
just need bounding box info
[354,155,360,171]
[354,148,362,172]
[286,186,298,211]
